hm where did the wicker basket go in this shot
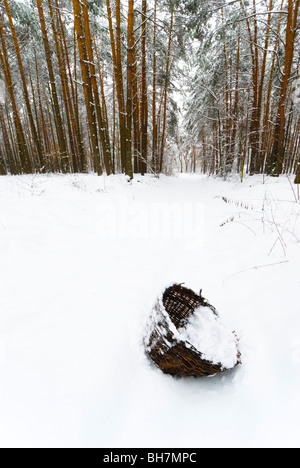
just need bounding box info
[144,283,241,377]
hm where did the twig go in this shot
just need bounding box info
[287,174,299,203]
[268,201,287,256]
[224,260,289,283]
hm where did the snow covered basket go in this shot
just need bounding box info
[144,284,241,377]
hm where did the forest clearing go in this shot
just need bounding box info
[0,0,300,449]
[0,173,299,448]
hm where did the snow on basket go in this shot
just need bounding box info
[144,284,241,377]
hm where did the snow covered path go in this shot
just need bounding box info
[0,173,299,448]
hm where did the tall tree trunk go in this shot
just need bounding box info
[0,105,12,174]
[43,84,58,170]
[72,0,102,174]
[254,0,273,173]
[115,0,127,174]
[262,0,284,170]
[140,0,148,175]
[132,38,141,174]
[152,0,158,173]
[222,9,231,174]
[227,34,240,172]
[94,38,110,160]
[33,47,51,170]
[81,0,113,175]
[47,0,78,173]
[0,14,31,174]
[54,0,86,172]
[106,0,132,177]
[160,5,174,173]
[36,0,69,172]
[268,0,300,176]
[240,0,259,175]
[126,0,135,178]
[3,0,44,172]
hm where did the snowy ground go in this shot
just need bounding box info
[0,172,299,448]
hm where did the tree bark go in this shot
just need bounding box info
[54,0,86,172]
[3,0,44,171]
[268,0,300,176]
[126,0,135,178]
[160,5,174,173]
[106,0,132,177]
[140,0,148,175]
[47,0,79,173]
[72,0,102,174]
[36,0,69,173]
[152,0,158,173]
[0,13,31,173]
[81,0,113,175]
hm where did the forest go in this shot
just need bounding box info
[1,0,300,450]
[0,0,299,182]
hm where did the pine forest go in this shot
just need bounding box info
[0,0,299,182]
[1,0,300,450]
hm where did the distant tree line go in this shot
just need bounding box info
[0,0,299,183]
[0,0,176,178]
[184,0,300,183]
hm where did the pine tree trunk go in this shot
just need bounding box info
[140,0,148,175]
[268,0,300,176]
[160,6,174,173]
[262,0,284,170]
[126,0,135,178]
[222,9,231,174]
[0,105,12,174]
[36,0,69,173]
[254,0,273,173]
[132,42,141,174]
[33,47,52,170]
[55,0,86,172]
[72,0,102,174]
[106,0,132,177]
[241,0,259,175]
[81,0,113,175]
[227,35,240,172]
[0,14,31,174]
[47,0,79,173]
[94,38,112,170]
[152,0,158,173]
[3,0,44,172]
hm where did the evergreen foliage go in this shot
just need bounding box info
[0,0,299,181]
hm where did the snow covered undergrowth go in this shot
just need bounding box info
[0,173,299,448]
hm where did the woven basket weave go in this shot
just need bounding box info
[144,284,241,377]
